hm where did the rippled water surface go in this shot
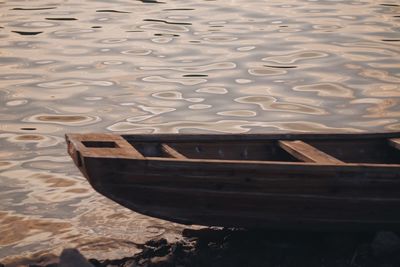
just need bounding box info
[1,0,400,263]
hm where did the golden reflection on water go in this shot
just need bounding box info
[0,211,71,248]
[1,0,400,263]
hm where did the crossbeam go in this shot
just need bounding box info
[279,140,343,164]
[162,144,187,159]
[389,138,400,151]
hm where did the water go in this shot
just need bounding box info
[0,0,399,263]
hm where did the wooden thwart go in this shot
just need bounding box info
[162,144,187,159]
[389,138,400,151]
[278,140,343,164]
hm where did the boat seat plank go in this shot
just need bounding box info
[66,133,145,159]
[389,138,400,151]
[162,144,187,159]
[278,140,344,164]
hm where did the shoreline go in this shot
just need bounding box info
[3,228,400,267]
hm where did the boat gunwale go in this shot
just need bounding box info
[119,131,400,142]
[65,131,400,142]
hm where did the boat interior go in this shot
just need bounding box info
[68,134,400,165]
[129,139,400,164]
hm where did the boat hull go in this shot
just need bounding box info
[66,132,400,230]
[83,157,400,231]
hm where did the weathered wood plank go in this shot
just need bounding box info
[97,171,400,197]
[100,184,400,222]
[279,140,343,164]
[161,144,187,159]
[389,138,400,150]
[66,133,145,159]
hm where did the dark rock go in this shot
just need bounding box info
[195,238,209,250]
[171,242,184,257]
[100,259,110,266]
[139,258,149,265]
[123,259,138,267]
[12,228,400,267]
[372,231,400,257]
[153,244,171,257]
[59,248,94,267]
[88,258,102,267]
[149,255,173,267]
[141,247,156,259]
[145,238,167,248]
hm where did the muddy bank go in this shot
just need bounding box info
[3,228,400,267]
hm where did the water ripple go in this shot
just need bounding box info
[142,76,207,85]
[1,0,400,262]
[293,83,355,98]
[24,114,101,126]
[235,96,327,115]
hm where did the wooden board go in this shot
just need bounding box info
[278,140,343,164]
[66,133,145,160]
[161,144,187,159]
[389,138,400,150]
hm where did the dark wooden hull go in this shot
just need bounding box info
[66,132,400,231]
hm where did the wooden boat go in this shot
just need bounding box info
[66,132,400,231]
